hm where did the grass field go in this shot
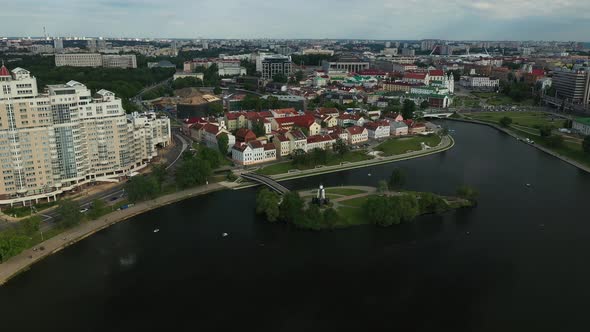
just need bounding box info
[338,195,371,208]
[375,135,442,156]
[256,151,373,176]
[325,188,367,196]
[469,91,534,106]
[468,111,565,130]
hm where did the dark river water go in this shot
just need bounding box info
[2,120,590,331]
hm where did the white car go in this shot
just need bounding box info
[80,208,89,213]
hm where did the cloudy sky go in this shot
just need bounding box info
[1,0,589,40]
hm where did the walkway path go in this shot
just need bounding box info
[0,183,226,286]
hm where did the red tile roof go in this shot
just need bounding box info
[235,128,257,142]
[263,143,275,151]
[0,65,9,77]
[274,114,316,128]
[289,130,307,140]
[272,108,298,115]
[203,123,219,135]
[307,134,334,144]
[428,70,444,76]
[275,134,289,142]
[249,140,263,149]
[404,73,427,80]
[346,126,366,135]
[225,112,243,120]
[531,69,545,76]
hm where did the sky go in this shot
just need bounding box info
[1,0,589,41]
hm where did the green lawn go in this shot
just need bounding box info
[339,195,371,208]
[455,96,480,108]
[257,162,296,176]
[375,135,442,156]
[325,188,367,196]
[257,151,373,176]
[470,91,497,98]
[487,95,534,106]
[469,111,564,130]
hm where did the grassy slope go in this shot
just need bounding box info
[375,135,442,156]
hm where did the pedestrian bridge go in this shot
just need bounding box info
[240,173,290,195]
[422,112,454,119]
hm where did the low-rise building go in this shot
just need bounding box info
[306,135,336,151]
[235,128,257,143]
[272,114,321,135]
[459,76,500,89]
[337,113,365,127]
[390,121,409,136]
[346,126,369,145]
[231,140,276,166]
[273,134,291,157]
[286,130,308,152]
[364,121,390,140]
[573,118,590,136]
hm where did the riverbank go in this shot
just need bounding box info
[0,183,228,286]
[236,135,454,189]
[446,117,590,173]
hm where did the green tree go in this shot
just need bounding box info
[256,188,280,222]
[208,103,224,116]
[279,191,304,223]
[418,192,448,214]
[389,168,406,189]
[213,86,222,95]
[57,200,82,228]
[126,175,161,203]
[21,217,41,235]
[539,125,552,137]
[0,232,29,263]
[499,116,513,127]
[175,155,212,189]
[272,73,288,83]
[323,208,340,229]
[151,164,168,190]
[198,147,221,169]
[88,199,107,220]
[563,119,573,129]
[402,99,416,119]
[545,135,564,148]
[295,70,304,82]
[583,136,590,154]
[217,133,229,154]
[378,180,389,193]
[332,138,349,157]
[420,100,430,110]
[252,120,266,137]
[456,185,479,204]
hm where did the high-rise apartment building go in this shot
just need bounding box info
[0,65,171,205]
[53,38,63,53]
[55,54,137,68]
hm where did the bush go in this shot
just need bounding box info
[499,116,513,127]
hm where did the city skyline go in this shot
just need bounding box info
[1,0,590,41]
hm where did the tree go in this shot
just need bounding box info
[213,86,222,95]
[58,200,82,228]
[88,199,107,220]
[539,125,552,137]
[323,208,340,229]
[295,70,304,82]
[364,195,419,226]
[563,119,573,129]
[151,164,168,190]
[420,100,430,110]
[198,147,221,169]
[272,73,288,83]
[456,185,479,204]
[256,188,280,222]
[418,192,448,214]
[545,135,564,148]
[175,154,212,189]
[402,99,416,119]
[252,120,266,137]
[389,168,406,189]
[217,133,229,154]
[499,116,513,127]
[126,175,161,203]
[208,102,223,116]
[332,138,349,157]
[279,191,304,223]
[584,136,590,154]
[378,180,389,193]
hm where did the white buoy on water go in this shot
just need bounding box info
[153,229,160,233]
[222,232,228,237]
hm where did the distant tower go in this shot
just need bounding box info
[317,184,326,201]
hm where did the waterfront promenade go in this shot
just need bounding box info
[0,183,226,286]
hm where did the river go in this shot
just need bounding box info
[1,120,590,331]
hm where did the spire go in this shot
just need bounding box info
[0,62,10,77]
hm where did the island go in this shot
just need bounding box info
[255,182,477,230]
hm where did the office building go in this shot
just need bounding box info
[552,69,590,105]
[87,39,97,52]
[55,54,137,68]
[258,54,292,80]
[0,65,171,205]
[322,54,370,74]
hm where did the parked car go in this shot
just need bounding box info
[80,208,89,213]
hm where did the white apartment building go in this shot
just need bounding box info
[231,140,276,166]
[0,65,171,205]
[55,54,137,69]
[459,76,500,89]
